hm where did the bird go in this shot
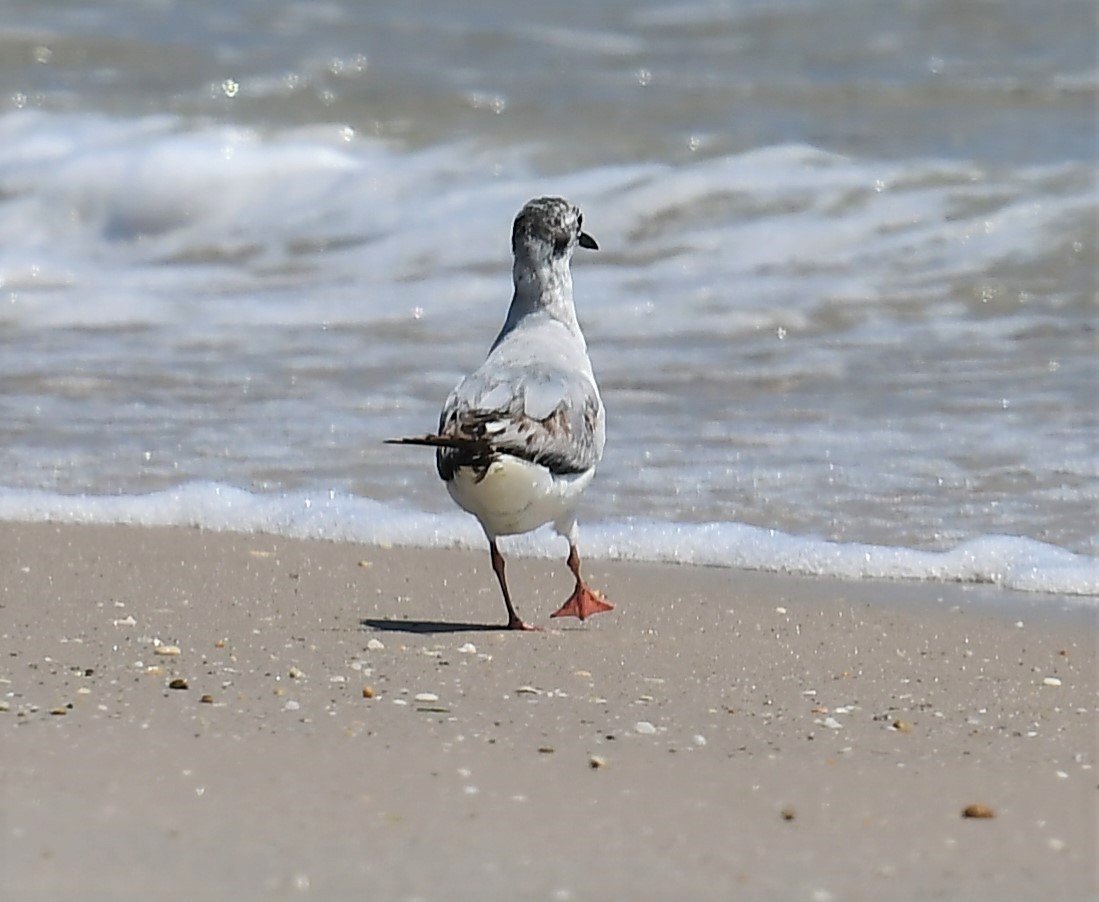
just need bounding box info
[386,196,613,630]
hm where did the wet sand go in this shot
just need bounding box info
[2,522,1095,900]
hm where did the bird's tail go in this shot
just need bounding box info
[384,434,490,453]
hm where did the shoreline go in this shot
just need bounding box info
[2,522,1095,900]
[1,484,1095,598]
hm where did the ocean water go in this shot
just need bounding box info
[1,1,1096,599]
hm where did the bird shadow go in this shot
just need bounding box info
[361,618,505,635]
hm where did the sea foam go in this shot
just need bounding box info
[1,484,1094,600]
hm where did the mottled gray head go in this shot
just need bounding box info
[511,197,598,263]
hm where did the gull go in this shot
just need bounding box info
[387,197,613,630]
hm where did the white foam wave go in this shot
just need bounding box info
[2,109,1090,338]
[1,484,1094,600]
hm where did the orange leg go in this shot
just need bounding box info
[549,544,614,621]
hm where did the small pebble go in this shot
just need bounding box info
[516,686,541,695]
[367,638,385,651]
[168,678,189,690]
[589,755,607,769]
[1042,677,1062,687]
[414,692,439,703]
[538,746,555,754]
[154,645,182,657]
[200,694,214,704]
[362,686,375,699]
[780,806,796,821]
[457,643,477,654]
[0,701,10,712]
[284,700,300,711]
[692,734,707,747]
[962,803,996,819]
[822,717,843,730]
[288,666,304,679]
[634,721,657,735]
[892,719,913,733]
[50,707,68,716]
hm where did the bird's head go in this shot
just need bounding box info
[511,197,598,266]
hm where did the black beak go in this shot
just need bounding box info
[578,232,599,251]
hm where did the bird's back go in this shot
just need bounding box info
[436,312,604,481]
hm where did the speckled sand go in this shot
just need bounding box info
[2,523,1095,900]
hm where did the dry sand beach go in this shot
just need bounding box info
[2,521,1095,901]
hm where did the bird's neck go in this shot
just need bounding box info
[496,257,582,342]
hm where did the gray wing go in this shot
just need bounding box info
[435,360,604,482]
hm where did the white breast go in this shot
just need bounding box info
[446,455,595,538]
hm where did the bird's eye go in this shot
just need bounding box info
[577,213,584,229]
